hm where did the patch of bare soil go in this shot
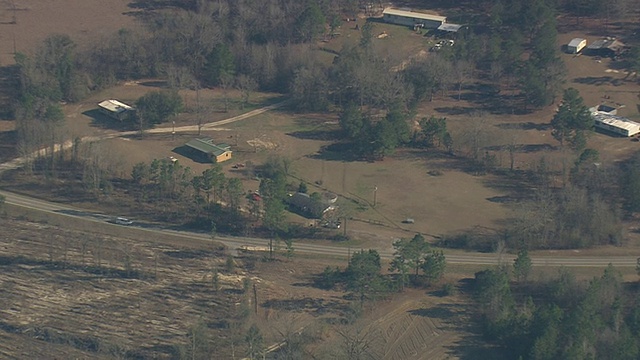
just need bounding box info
[363,289,490,360]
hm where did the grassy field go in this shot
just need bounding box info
[1,1,640,359]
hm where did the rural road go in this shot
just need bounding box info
[2,190,638,268]
[1,98,639,268]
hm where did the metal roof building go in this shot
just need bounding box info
[437,23,463,33]
[586,38,625,56]
[382,8,446,28]
[592,112,640,137]
[98,99,135,121]
[185,138,232,163]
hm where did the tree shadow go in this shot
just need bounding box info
[573,76,625,86]
[446,82,533,115]
[139,80,169,88]
[495,122,551,131]
[127,0,195,11]
[261,297,351,316]
[308,142,367,162]
[286,129,342,141]
[0,129,17,163]
[0,255,144,279]
[434,106,480,116]
[82,109,137,131]
[484,143,557,153]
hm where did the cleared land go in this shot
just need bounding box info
[1,1,640,360]
[0,216,485,359]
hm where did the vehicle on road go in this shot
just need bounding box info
[115,217,133,225]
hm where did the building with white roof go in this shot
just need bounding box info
[567,38,587,54]
[592,112,640,137]
[98,99,135,121]
[382,8,446,28]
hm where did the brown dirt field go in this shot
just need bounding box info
[0,0,139,65]
[0,216,360,358]
[3,215,487,359]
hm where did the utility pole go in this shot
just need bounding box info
[373,185,378,207]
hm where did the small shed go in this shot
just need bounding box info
[185,138,232,163]
[437,23,463,33]
[382,8,446,29]
[589,104,617,116]
[98,99,135,121]
[567,38,587,54]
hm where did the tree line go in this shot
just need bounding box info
[473,258,640,359]
[317,234,447,309]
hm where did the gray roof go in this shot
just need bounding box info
[568,38,585,47]
[286,192,333,218]
[587,38,624,51]
[437,23,463,32]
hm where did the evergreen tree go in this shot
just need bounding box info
[551,88,593,147]
[513,248,532,283]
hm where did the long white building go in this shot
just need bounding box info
[592,112,640,137]
[382,8,446,28]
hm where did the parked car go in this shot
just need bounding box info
[115,217,133,225]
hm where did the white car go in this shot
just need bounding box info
[115,217,133,225]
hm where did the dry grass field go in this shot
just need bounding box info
[1,1,640,359]
[0,214,489,359]
[0,0,138,65]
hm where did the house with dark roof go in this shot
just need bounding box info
[286,192,335,219]
[586,38,625,57]
[184,138,232,163]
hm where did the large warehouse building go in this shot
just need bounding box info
[382,8,447,28]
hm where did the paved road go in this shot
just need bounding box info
[2,190,638,268]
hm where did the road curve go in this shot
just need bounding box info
[2,190,638,268]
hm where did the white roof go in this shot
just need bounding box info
[383,8,446,22]
[98,99,134,114]
[568,38,586,47]
[592,112,640,132]
[438,23,462,32]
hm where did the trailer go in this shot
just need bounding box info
[567,38,587,54]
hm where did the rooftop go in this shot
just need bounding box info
[437,23,463,32]
[568,38,586,47]
[592,112,640,132]
[383,8,446,22]
[98,99,134,114]
[185,138,232,157]
[587,38,625,51]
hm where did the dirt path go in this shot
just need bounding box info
[0,99,290,173]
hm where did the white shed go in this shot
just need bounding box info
[567,38,587,54]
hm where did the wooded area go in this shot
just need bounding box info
[473,263,640,359]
